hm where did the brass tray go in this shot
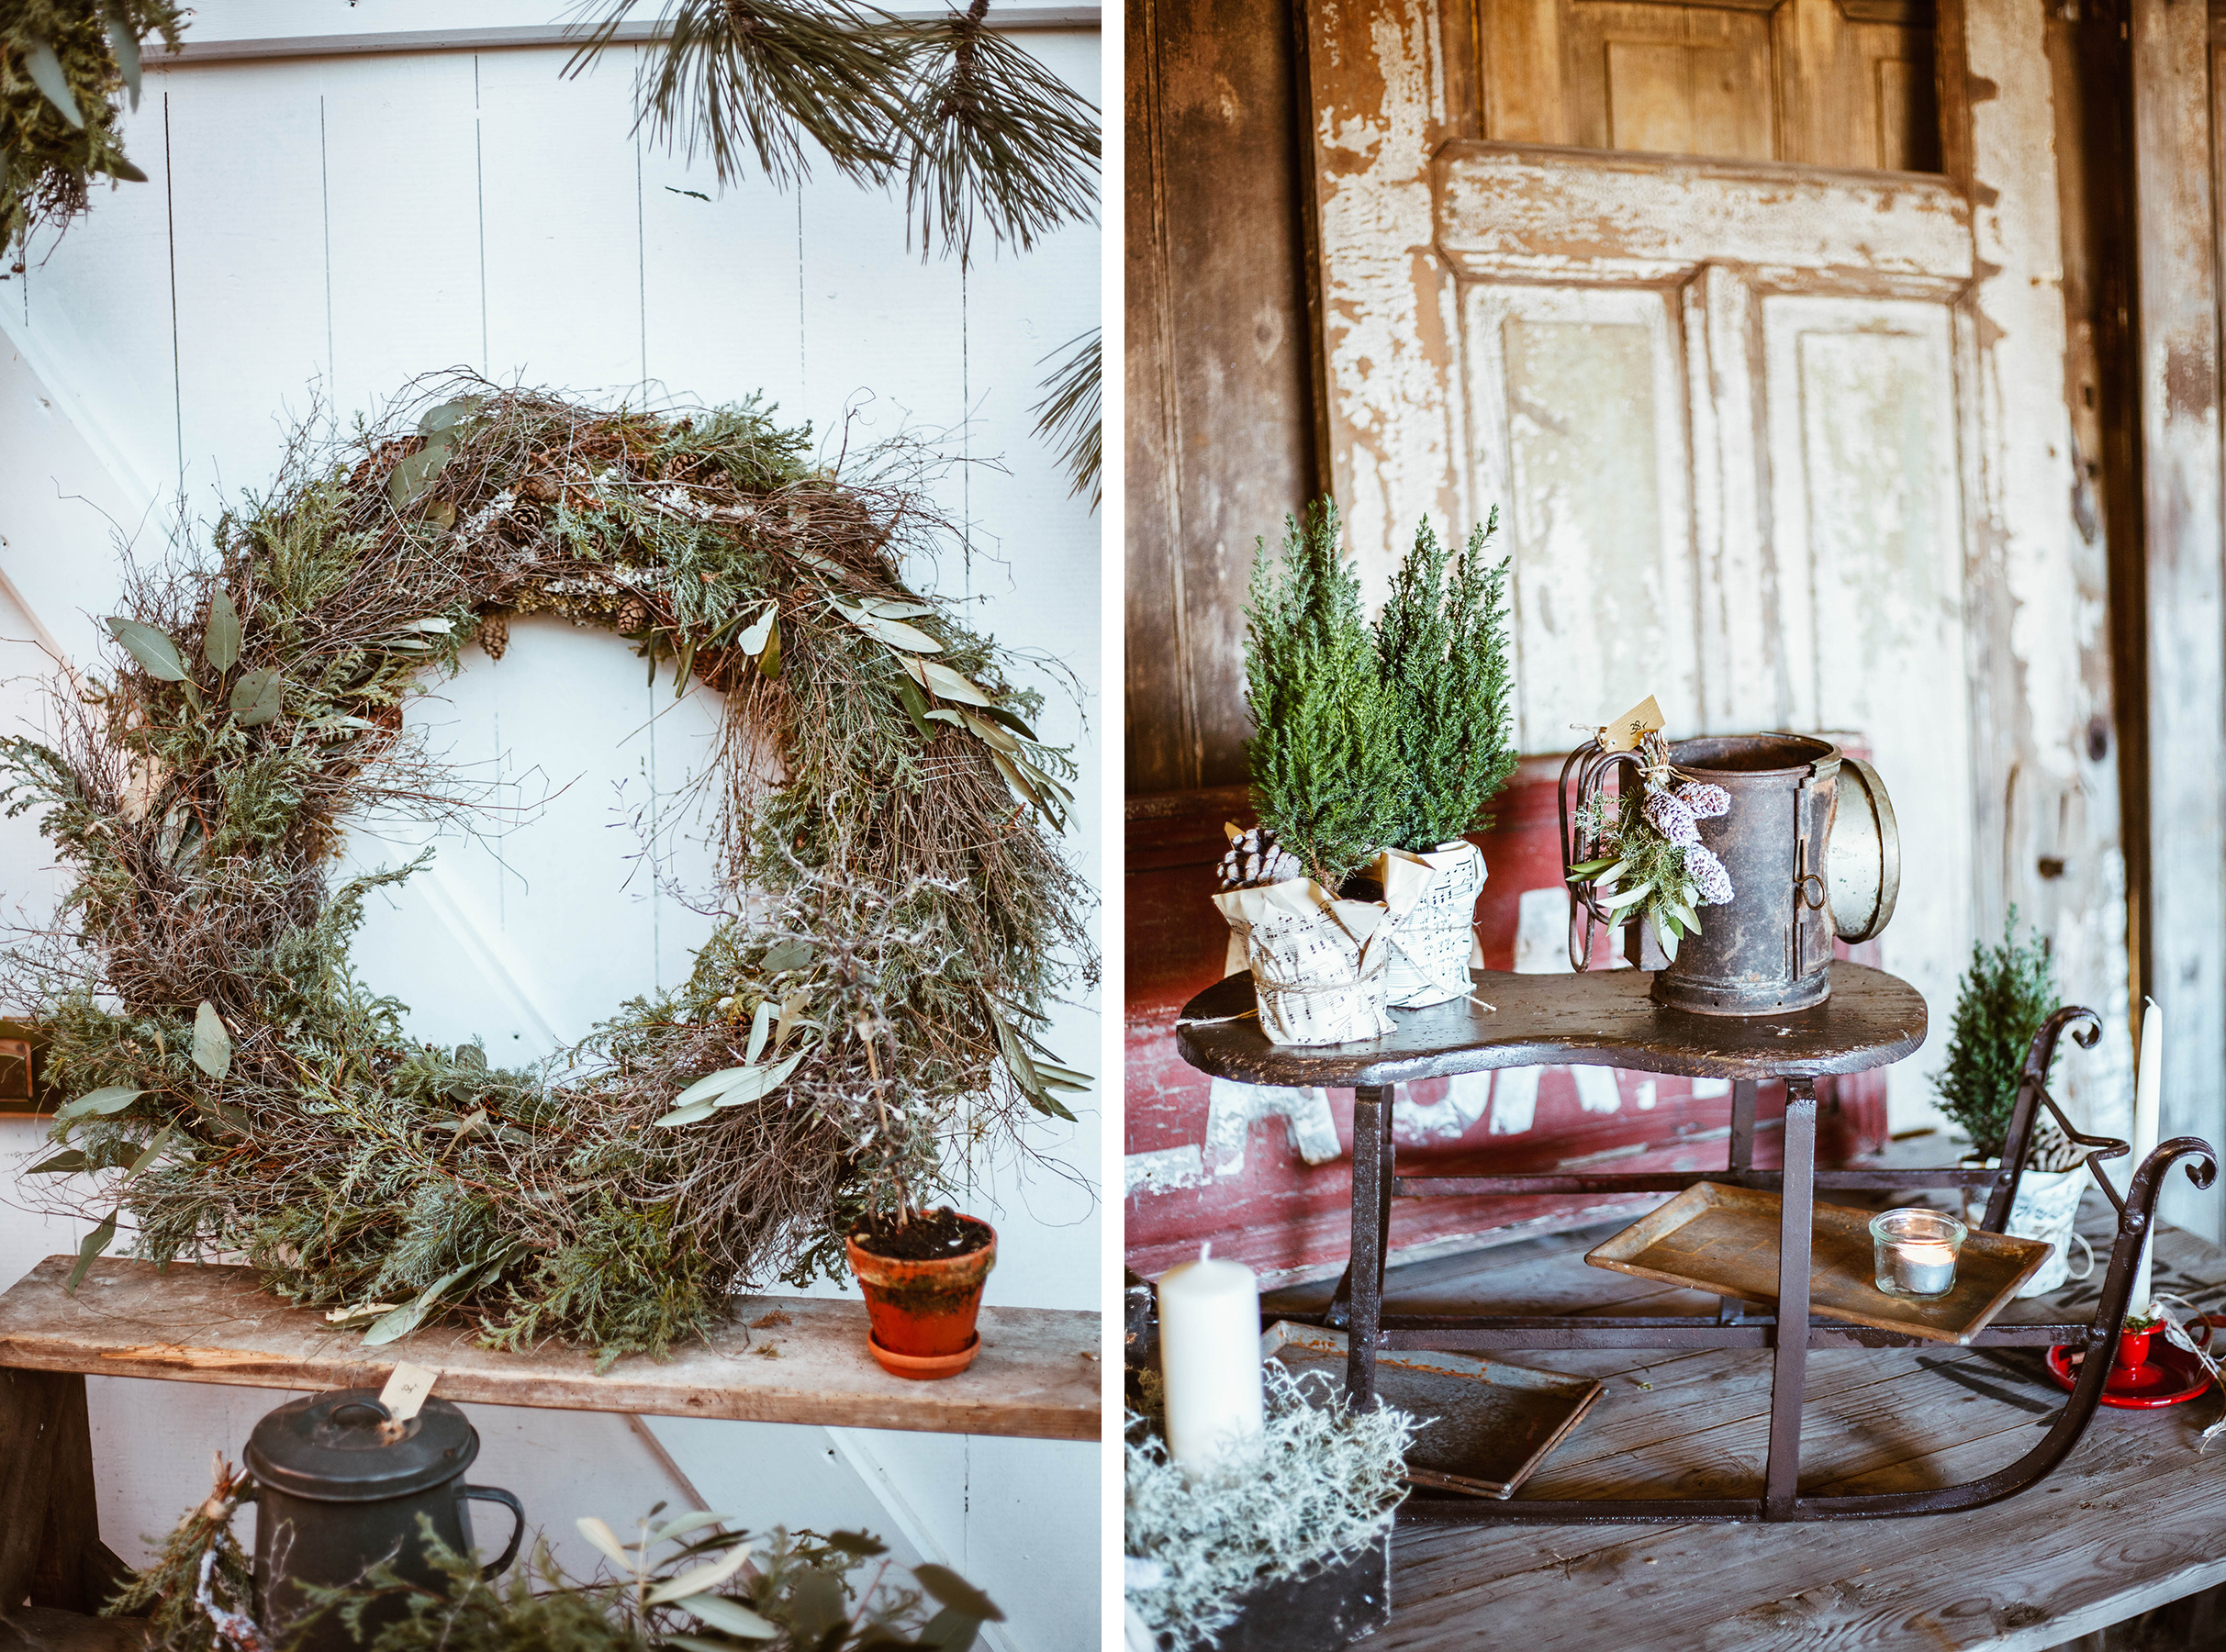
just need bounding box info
[1262,1322,1603,1499]
[1584,1180,2053,1346]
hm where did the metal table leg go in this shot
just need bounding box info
[1719,1077,1760,1324]
[1763,1077,1817,1520]
[1346,1083,1393,1409]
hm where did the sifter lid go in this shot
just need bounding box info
[245,1389,479,1501]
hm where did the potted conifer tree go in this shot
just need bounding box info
[1216,502,1415,1045]
[1941,912,2092,1297]
[1369,512,1515,1007]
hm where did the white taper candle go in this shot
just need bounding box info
[2131,998,2163,1318]
[1157,1243,1265,1471]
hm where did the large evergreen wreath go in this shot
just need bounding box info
[2,377,1094,1360]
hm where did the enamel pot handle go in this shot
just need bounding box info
[457,1483,527,1578]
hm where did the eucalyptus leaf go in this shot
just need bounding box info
[646,1510,738,1546]
[652,1099,719,1129]
[970,703,1040,743]
[857,597,935,620]
[834,600,941,653]
[229,667,285,728]
[1601,881,1651,912]
[193,1001,231,1079]
[66,1211,117,1295]
[901,655,993,708]
[125,1123,174,1178]
[643,1543,757,1605]
[710,1048,808,1110]
[893,673,936,741]
[203,586,241,672]
[574,1517,635,1571]
[53,1086,144,1124]
[956,709,1020,753]
[363,1261,473,1345]
[96,155,148,182]
[28,1150,89,1174]
[917,1606,982,1651]
[106,11,142,108]
[106,617,187,681]
[744,999,774,1067]
[761,940,814,975]
[755,615,781,678]
[671,1594,777,1638]
[22,37,84,128]
[419,397,484,437]
[404,617,454,633]
[1656,914,1681,963]
[671,1066,753,1108]
[735,601,777,656]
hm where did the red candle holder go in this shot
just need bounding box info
[2047,1317,2219,1408]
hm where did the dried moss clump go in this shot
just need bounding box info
[4,374,1094,1361]
[1124,1364,1415,1651]
[3,1,183,253]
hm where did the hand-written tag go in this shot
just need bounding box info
[377,1361,440,1438]
[1600,695,1664,753]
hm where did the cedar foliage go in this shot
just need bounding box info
[1,0,182,252]
[1934,910,2058,1159]
[1373,510,1515,851]
[1243,501,1404,891]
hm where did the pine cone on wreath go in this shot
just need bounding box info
[476,608,511,663]
[615,595,650,634]
[1217,823,1303,891]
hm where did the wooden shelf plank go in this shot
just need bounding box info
[0,1259,1100,1444]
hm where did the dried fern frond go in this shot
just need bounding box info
[567,0,913,190]
[1030,327,1100,510]
[900,0,1100,262]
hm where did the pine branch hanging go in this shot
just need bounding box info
[2,0,183,255]
[567,0,912,190]
[1030,327,1101,508]
[900,0,1100,262]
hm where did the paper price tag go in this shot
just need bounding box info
[378,1361,440,1424]
[1600,695,1664,753]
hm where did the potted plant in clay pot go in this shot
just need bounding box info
[1941,913,2094,1298]
[1367,510,1516,1009]
[848,1205,998,1379]
[1215,502,1414,1045]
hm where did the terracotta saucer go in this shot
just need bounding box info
[2047,1318,2221,1409]
[867,1331,980,1380]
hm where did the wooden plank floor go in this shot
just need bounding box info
[1261,1157,2226,1651]
[0,1256,1102,1443]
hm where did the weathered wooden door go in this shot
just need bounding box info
[1300,0,2126,1141]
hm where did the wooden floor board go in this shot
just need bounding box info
[1372,1184,2226,1650]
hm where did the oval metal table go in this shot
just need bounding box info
[1173,962,2216,1524]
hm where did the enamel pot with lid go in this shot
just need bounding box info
[244,1389,525,1649]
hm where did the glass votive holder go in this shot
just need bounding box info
[1870,1207,1967,1299]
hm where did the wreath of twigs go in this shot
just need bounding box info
[0,374,1095,1361]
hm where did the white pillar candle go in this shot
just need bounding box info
[1157,1244,1265,1471]
[2131,999,2163,1318]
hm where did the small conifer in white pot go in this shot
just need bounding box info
[1216,503,1414,1045]
[1369,511,1516,1008]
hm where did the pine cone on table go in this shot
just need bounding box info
[1217,823,1303,891]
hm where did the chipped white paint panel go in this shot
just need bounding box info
[1514,887,1574,975]
[1204,1078,1345,1176]
[1393,1070,1493,1144]
[1125,1144,1209,1198]
[1635,1079,1658,1111]
[1309,0,1467,597]
[1467,284,1697,748]
[1572,1066,1623,1115]
[1693,1077,1731,1099]
[1436,146,1973,287]
[1489,1066,1541,1134]
[1763,295,1968,1130]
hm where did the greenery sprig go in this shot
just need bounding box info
[1564,732,1732,964]
[1242,501,1404,892]
[1373,510,1515,852]
[2,0,182,252]
[1934,910,2057,1160]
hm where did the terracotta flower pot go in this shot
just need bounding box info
[846,1212,997,1380]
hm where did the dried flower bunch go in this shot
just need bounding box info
[115,1468,1003,1652]
[3,374,1094,1361]
[1124,1363,1415,1652]
[1565,731,1734,962]
[1,0,181,252]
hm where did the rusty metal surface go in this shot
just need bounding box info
[1264,1322,1602,1500]
[1173,960,1926,1089]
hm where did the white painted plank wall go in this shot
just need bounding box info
[0,12,1102,1646]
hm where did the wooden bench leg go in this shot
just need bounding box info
[1,1367,125,1614]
